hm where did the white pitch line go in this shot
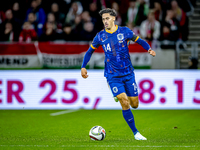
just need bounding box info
[0,145,198,148]
[50,109,79,116]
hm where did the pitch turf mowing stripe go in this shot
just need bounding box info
[0,145,198,148]
[50,109,79,116]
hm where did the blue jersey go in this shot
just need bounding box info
[91,25,139,77]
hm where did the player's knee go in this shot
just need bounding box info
[130,97,139,109]
[131,101,138,109]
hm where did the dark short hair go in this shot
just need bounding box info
[99,8,117,17]
[63,23,72,28]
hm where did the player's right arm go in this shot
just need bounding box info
[81,47,94,78]
[81,33,100,79]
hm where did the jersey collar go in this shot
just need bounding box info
[105,25,118,34]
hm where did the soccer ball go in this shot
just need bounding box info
[89,126,106,141]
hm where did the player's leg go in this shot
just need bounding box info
[107,79,138,134]
[116,93,139,136]
[128,96,139,109]
[107,76,146,140]
[117,94,147,140]
[124,74,147,140]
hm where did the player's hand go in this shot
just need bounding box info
[148,49,156,57]
[81,68,88,79]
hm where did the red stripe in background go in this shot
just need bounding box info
[38,42,90,54]
[0,43,37,55]
[95,46,104,53]
[128,42,151,53]
[0,41,151,55]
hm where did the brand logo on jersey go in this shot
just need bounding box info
[102,39,107,42]
[113,87,118,93]
[117,33,124,41]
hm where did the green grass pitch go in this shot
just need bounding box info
[0,109,200,150]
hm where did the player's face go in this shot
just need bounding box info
[102,13,115,30]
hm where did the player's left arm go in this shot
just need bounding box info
[131,35,156,57]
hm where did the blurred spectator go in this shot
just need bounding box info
[93,0,107,9]
[159,9,179,42]
[5,9,14,22]
[79,22,97,41]
[127,0,141,35]
[73,15,82,30]
[140,10,160,41]
[3,9,21,39]
[47,12,56,23]
[65,1,83,24]
[153,1,166,23]
[19,21,37,43]
[0,22,15,41]
[46,12,62,33]
[81,11,97,27]
[127,0,137,26]
[88,2,102,30]
[50,3,65,27]
[60,23,76,41]
[171,0,188,41]
[36,0,42,6]
[39,21,59,41]
[12,2,24,25]
[81,11,91,23]
[88,2,99,20]
[111,2,122,26]
[119,0,130,25]
[0,0,194,43]
[188,57,199,69]
[82,0,107,10]
[71,15,83,39]
[25,0,46,37]
[28,12,37,30]
[171,0,185,25]
[109,0,129,25]
[134,0,149,26]
[149,0,171,9]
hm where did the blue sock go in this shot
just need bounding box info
[122,109,138,135]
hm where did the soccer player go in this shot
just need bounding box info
[81,8,156,140]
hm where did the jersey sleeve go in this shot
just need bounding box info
[81,33,100,68]
[124,27,150,51]
[90,33,100,49]
[125,27,139,42]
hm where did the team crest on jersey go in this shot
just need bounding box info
[113,87,118,93]
[117,33,124,41]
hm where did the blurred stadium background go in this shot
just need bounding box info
[0,0,200,69]
[0,0,200,149]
